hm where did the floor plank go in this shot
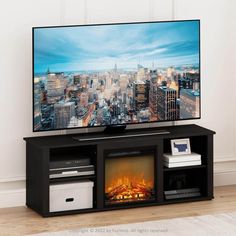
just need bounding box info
[0,185,236,235]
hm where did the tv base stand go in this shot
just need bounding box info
[104,124,127,134]
[24,124,215,217]
[72,129,170,142]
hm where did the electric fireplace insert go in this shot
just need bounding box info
[104,148,156,206]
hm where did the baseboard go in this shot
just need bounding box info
[0,161,236,208]
[214,171,236,186]
[214,160,236,186]
[0,181,25,208]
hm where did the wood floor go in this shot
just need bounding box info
[0,185,236,236]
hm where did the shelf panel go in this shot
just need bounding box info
[164,196,212,204]
[43,196,214,217]
[45,201,161,217]
[163,164,207,172]
[45,207,97,217]
[49,175,96,184]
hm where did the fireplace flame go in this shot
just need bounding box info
[106,174,154,202]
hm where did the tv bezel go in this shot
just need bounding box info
[32,19,201,133]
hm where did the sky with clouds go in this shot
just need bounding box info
[34,20,200,73]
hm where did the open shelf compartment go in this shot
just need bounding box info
[163,135,208,167]
[164,168,207,202]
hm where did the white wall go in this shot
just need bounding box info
[0,0,235,182]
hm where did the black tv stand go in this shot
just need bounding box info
[24,124,215,217]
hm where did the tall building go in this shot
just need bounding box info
[88,88,95,103]
[145,79,150,105]
[119,74,129,92]
[167,67,175,79]
[157,86,178,120]
[106,76,112,89]
[114,63,117,74]
[34,78,42,130]
[178,78,193,97]
[149,79,158,116]
[180,72,200,95]
[92,78,99,90]
[54,102,75,129]
[88,78,93,88]
[184,72,200,82]
[180,89,200,118]
[150,69,158,82]
[96,107,105,124]
[47,72,66,104]
[157,74,163,85]
[121,92,127,105]
[74,74,88,89]
[111,100,121,117]
[113,63,118,81]
[73,74,81,85]
[39,80,47,104]
[133,81,149,111]
[136,65,148,82]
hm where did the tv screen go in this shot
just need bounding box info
[33,20,200,132]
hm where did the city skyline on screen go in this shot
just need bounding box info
[33,20,200,131]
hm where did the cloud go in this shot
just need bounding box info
[34,21,200,73]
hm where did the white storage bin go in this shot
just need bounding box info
[49,180,94,212]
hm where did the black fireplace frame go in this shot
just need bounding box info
[96,138,164,210]
[103,146,158,207]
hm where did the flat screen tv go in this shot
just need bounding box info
[33,20,200,132]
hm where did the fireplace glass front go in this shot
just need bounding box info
[105,149,156,206]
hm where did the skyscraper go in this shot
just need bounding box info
[133,81,149,111]
[54,102,75,128]
[167,67,175,79]
[88,88,95,103]
[180,71,200,94]
[149,79,158,116]
[113,63,118,81]
[180,89,200,118]
[73,74,81,85]
[150,69,158,82]
[111,100,121,117]
[47,72,66,104]
[106,76,112,89]
[119,74,129,92]
[157,86,178,120]
[136,65,149,82]
[34,78,42,130]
